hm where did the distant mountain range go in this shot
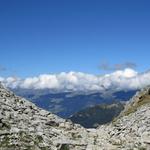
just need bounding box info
[12,88,137,118]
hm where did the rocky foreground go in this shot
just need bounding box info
[0,83,150,150]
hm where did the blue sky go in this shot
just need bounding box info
[0,0,150,77]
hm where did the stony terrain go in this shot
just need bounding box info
[97,87,150,150]
[0,83,150,150]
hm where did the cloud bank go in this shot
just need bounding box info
[0,68,150,92]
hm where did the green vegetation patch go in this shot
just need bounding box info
[60,144,70,150]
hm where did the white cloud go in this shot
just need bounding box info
[0,68,150,92]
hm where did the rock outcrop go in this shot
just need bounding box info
[0,83,150,150]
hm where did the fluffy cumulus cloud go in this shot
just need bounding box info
[0,68,150,92]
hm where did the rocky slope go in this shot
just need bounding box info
[96,87,150,149]
[0,83,150,150]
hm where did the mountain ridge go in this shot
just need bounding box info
[69,102,125,128]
